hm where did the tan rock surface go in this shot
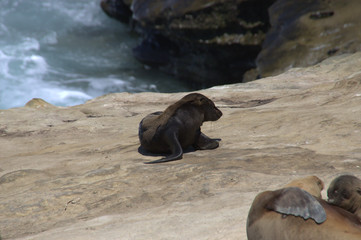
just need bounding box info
[1,53,361,239]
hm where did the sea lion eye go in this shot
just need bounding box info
[341,191,351,199]
[329,189,338,198]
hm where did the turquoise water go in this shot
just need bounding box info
[0,0,190,109]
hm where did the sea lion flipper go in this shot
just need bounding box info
[144,131,183,164]
[194,132,220,150]
[267,187,326,224]
[143,155,181,164]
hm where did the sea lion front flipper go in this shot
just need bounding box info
[267,187,327,224]
[194,132,220,150]
[144,131,183,164]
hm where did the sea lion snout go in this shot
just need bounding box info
[327,190,344,206]
[188,93,222,122]
[215,106,223,118]
[202,102,222,121]
[206,106,222,121]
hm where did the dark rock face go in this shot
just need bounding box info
[101,0,275,87]
[100,0,361,87]
[257,0,361,77]
[101,0,132,23]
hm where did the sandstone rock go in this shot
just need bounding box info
[257,0,361,77]
[1,53,361,239]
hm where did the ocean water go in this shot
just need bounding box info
[0,0,190,109]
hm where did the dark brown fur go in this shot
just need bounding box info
[327,175,361,219]
[247,176,361,240]
[138,93,222,164]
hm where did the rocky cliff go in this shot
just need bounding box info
[1,53,361,239]
[101,0,361,87]
[257,0,361,77]
[101,0,275,86]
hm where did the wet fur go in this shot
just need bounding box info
[138,93,222,164]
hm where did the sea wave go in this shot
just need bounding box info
[0,0,189,109]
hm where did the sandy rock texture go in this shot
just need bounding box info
[257,0,361,77]
[1,53,361,239]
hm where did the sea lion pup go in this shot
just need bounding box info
[327,175,361,219]
[138,93,222,164]
[247,176,361,240]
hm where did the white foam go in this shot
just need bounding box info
[23,55,48,75]
[2,38,40,58]
[0,0,175,109]
[0,50,11,79]
[0,23,8,36]
[56,90,92,101]
[42,1,103,27]
[88,77,127,90]
[37,88,93,106]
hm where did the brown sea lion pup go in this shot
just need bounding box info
[247,176,361,240]
[138,93,222,164]
[327,175,361,219]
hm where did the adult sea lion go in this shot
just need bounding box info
[247,176,361,240]
[327,175,361,219]
[138,93,222,164]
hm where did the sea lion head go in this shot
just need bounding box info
[327,175,361,214]
[183,93,222,121]
[285,175,324,198]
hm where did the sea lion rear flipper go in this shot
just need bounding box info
[267,187,326,224]
[144,131,183,164]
